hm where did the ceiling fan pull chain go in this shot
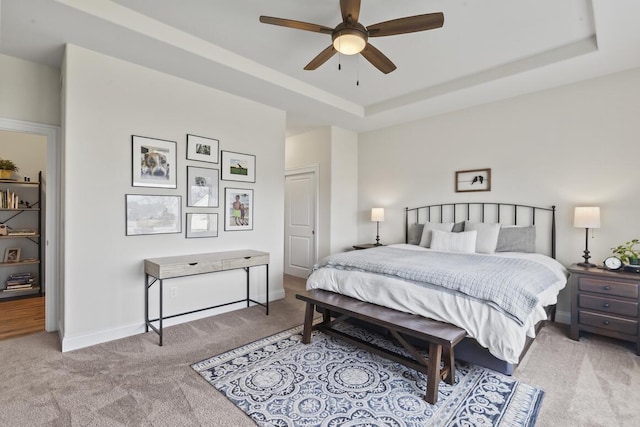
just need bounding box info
[356,55,360,86]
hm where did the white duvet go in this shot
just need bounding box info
[306,244,568,364]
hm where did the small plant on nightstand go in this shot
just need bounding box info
[612,239,640,265]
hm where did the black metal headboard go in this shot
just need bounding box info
[405,202,556,259]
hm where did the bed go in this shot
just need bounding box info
[306,202,568,375]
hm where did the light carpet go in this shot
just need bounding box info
[192,324,544,426]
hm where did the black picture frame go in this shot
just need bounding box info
[126,194,181,236]
[221,151,256,183]
[187,134,219,164]
[187,166,219,207]
[224,187,253,231]
[132,135,177,189]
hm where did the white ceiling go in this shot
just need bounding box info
[2,0,639,135]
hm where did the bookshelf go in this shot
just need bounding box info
[0,171,42,300]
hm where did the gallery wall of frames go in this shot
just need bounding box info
[126,133,257,239]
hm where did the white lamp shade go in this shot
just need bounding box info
[371,208,385,222]
[574,207,601,228]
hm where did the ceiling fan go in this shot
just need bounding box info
[259,0,444,74]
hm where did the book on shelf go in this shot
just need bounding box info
[7,228,37,236]
[2,286,39,293]
[5,283,34,290]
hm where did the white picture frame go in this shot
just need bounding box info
[132,135,177,188]
[187,134,219,164]
[126,194,181,236]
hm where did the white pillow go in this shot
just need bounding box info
[430,230,477,253]
[464,221,501,254]
[419,222,455,247]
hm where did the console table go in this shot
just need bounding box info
[144,249,269,346]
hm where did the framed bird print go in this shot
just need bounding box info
[221,151,255,183]
[455,168,491,192]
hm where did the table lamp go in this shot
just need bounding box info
[574,206,600,267]
[371,208,385,246]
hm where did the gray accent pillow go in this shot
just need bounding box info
[464,221,501,254]
[407,223,425,245]
[451,221,465,232]
[496,225,536,253]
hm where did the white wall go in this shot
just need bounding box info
[329,127,358,253]
[285,127,332,259]
[0,54,60,126]
[62,45,286,350]
[0,130,46,180]
[285,126,358,258]
[358,67,640,322]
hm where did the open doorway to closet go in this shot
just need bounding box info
[0,129,46,339]
[0,119,59,340]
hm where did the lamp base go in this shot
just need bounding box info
[577,261,597,268]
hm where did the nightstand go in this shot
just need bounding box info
[352,243,383,250]
[568,264,639,355]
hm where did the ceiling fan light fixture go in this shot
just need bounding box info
[332,28,366,55]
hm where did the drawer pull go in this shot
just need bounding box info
[602,320,610,326]
[244,256,252,259]
[602,303,610,308]
[603,285,611,291]
[189,262,198,266]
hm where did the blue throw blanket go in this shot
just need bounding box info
[311,247,560,326]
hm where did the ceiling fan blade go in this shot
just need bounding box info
[367,12,444,37]
[360,43,396,74]
[340,0,361,24]
[304,45,338,70]
[259,16,333,34]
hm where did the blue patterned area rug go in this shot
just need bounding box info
[192,324,543,427]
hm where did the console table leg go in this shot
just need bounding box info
[144,274,149,333]
[159,279,163,347]
[245,267,250,308]
[266,264,269,315]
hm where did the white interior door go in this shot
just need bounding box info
[284,171,316,278]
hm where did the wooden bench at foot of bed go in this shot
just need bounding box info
[296,289,467,404]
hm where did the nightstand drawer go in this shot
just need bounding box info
[578,294,638,317]
[579,277,639,299]
[579,310,638,336]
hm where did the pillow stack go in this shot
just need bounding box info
[411,220,536,254]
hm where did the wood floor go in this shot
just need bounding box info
[0,296,45,340]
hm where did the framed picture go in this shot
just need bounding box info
[3,248,21,263]
[186,213,218,238]
[187,166,219,207]
[132,135,177,188]
[224,188,253,231]
[221,151,256,183]
[187,134,219,163]
[455,168,491,192]
[126,194,181,236]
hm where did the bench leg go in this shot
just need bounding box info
[302,302,315,344]
[443,347,456,385]
[425,343,442,404]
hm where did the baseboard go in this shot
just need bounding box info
[61,289,286,352]
[554,309,570,325]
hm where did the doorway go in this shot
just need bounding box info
[0,118,59,335]
[284,167,318,278]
